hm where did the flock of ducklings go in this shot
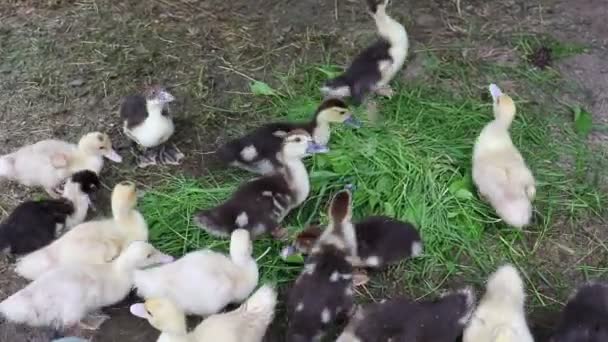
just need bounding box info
[0,0,605,341]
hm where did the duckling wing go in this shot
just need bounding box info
[120,95,148,130]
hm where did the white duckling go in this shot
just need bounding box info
[217,98,358,175]
[120,85,184,168]
[133,229,258,316]
[0,132,121,196]
[472,84,536,228]
[15,181,148,280]
[0,241,173,330]
[194,129,328,239]
[130,285,277,342]
[0,170,100,256]
[463,264,534,342]
[287,189,358,342]
[551,282,608,342]
[321,0,409,105]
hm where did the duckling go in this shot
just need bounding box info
[130,285,277,342]
[287,189,357,342]
[0,170,100,256]
[321,0,409,105]
[15,181,148,280]
[194,130,328,239]
[0,132,121,196]
[120,85,184,168]
[0,241,173,330]
[472,84,536,228]
[337,287,475,342]
[463,264,534,342]
[217,98,358,175]
[550,282,608,342]
[134,229,258,316]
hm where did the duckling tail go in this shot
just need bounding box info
[0,156,15,178]
[216,142,239,165]
[483,265,525,310]
[193,210,232,238]
[241,285,277,320]
[495,197,532,229]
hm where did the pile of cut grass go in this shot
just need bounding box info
[139,64,606,304]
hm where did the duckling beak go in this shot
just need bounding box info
[280,245,298,260]
[129,303,149,319]
[104,149,123,163]
[343,115,362,128]
[157,253,175,264]
[306,142,329,154]
[489,84,503,102]
[158,90,175,103]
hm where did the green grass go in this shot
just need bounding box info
[139,60,607,312]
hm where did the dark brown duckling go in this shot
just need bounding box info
[216,98,358,175]
[337,287,475,342]
[287,189,358,342]
[194,130,328,239]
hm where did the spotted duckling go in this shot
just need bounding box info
[217,98,358,175]
[194,129,328,239]
[120,85,184,168]
[0,132,120,196]
[287,189,357,342]
[321,0,409,105]
[337,287,475,342]
[0,170,100,256]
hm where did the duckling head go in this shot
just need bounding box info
[295,225,323,253]
[144,85,175,107]
[281,130,329,160]
[62,170,100,205]
[78,132,123,163]
[316,99,361,128]
[316,189,357,256]
[230,229,253,261]
[367,0,389,16]
[111,181,137,219]
[120,241,174,269]
[130,298,186,335]
[489,84,516,127]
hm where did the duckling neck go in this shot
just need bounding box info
[311,117,331,145]
[70,148,103,174]
[374,7,408,48]
[146,101,166,118]
[494,112,514,129]
[64,194,89,228]
[281,157,310,206]
[114,210,149,242]
[157,331,189,342]
[230,254,258,298]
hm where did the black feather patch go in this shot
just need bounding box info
[120,95,149,129]
[551,282,608,342]
[0,199,75,255]
[70,170,100,195]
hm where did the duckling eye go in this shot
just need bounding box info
[294,137,302,143]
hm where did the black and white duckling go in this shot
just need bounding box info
[0,241,173,331]
[287,190,357,342]
[550,282,608,342]
[321,0,409,105]
[337,288,475,342]
[0,170,100,256]
[0,132,121,196]
[217,98,357,175]
[194,129,328,239]
[120,85,184,168]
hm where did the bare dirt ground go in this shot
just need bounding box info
[0,0,607,341]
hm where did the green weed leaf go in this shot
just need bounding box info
[573,106,593,137]
[250,81,277,96]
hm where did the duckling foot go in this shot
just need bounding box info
[270,226,289,241]
[137,144,185,168]
[365,100,380,123]
[374,85,394,98]
[352,268,369,287]
[78,312,110,330]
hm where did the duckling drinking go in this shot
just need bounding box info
[0,170,100,256]
[337,287,475,342]
[15,181,148,280]
[133,229,258,316]
[0,132,121,196]
[463,264,534,342]
[0,241,173,331]
[195,129,328,239]
[321,0,409,105]
[287,189,357,341]
[120,85,184,167]
[473,84,536,228]
[217,98,358,175]
[130,285,277,342]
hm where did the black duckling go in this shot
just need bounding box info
[217,98,358,175]
[321,0,409,105]
[287,189,357,342]
[336,287,475,342]
[194,129,328,239]
[0,170,100,256]
[120,85,184,168]
[550,282,608,342]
